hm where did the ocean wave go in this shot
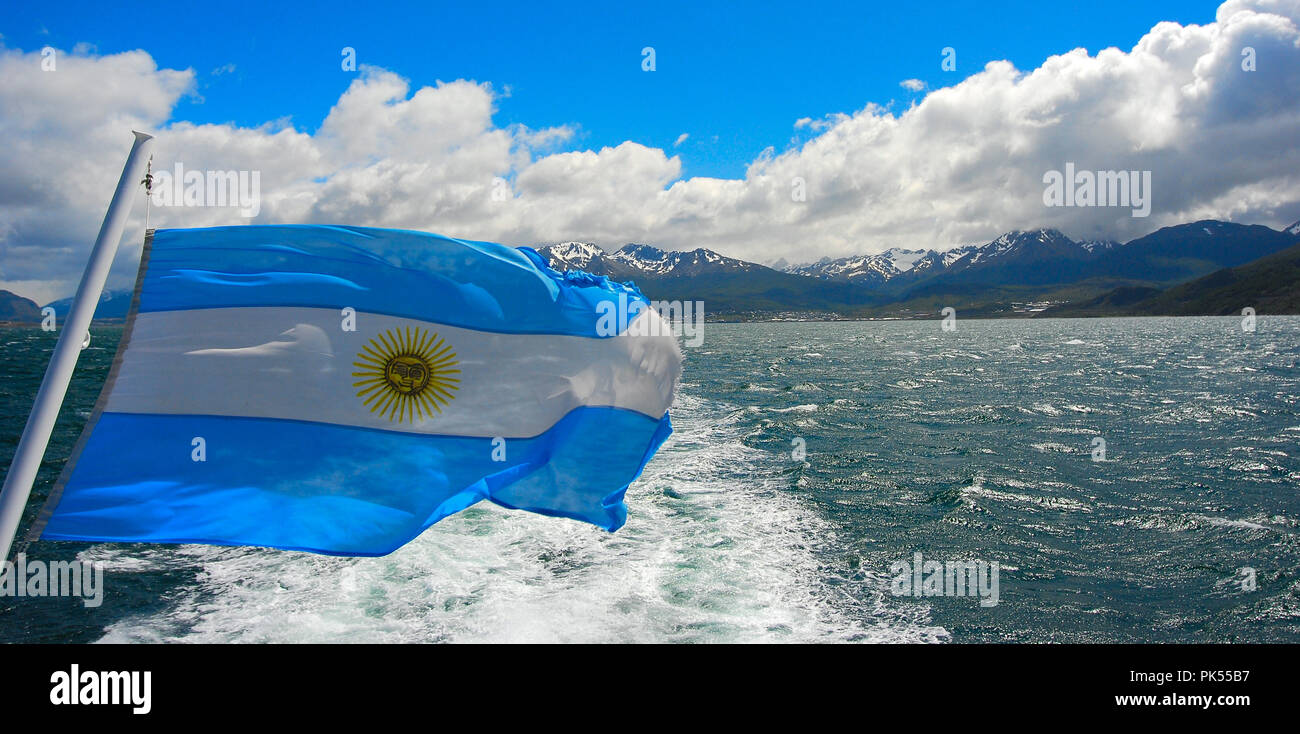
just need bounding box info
[770,403,818,413]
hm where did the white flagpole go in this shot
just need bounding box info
[0,130,155,561]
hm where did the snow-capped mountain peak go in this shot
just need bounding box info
[612,244,677,274]
[962,228,1079,265]
[535,241,763,279]
[783,245,973,285]
[536,241,606,269]
[940,245,978,266]
[881,247,929,272]
[782,228,1118,285]
[612,244,759,276]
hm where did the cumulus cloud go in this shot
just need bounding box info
[3,0,1300,301]
[899,78,927,92]
[0,45,194,302]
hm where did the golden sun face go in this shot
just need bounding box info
[352,326,460,423]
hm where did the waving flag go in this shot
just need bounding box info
[32,226,681,556]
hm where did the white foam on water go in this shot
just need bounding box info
[770,403,819,413]
[94,390,945,643]
[961,484,1093,513]
[1193,515,1271,532]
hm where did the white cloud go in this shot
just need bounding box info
[0,46,195,303]
[673,132,689,147]
[3,0,1300,302]
[900,78,927,92]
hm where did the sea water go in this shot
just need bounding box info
[1,317,1296,643]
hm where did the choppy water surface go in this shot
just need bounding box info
[1,317,1297,642]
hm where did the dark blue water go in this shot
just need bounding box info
[1,317,1297,642]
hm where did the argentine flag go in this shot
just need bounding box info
[33,226,682,556]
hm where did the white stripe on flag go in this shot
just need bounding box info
[104,306,681,438]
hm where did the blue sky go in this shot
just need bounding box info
[3,0,1223,180]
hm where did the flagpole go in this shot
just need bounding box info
[0,130,155,561]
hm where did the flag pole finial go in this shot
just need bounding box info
[142,154,153,232]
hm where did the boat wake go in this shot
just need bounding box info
[90,391,945,643]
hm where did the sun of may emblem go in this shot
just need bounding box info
[353,326,460,423]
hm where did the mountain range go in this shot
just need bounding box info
[533,219,1300,318]
[534,242,881,314]
[781,246,978,288]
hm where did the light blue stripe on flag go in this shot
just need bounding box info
[42,409,671,556]
[139,225,646,337]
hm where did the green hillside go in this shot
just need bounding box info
[0,290,42,322]
[1043,242,1300,317]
